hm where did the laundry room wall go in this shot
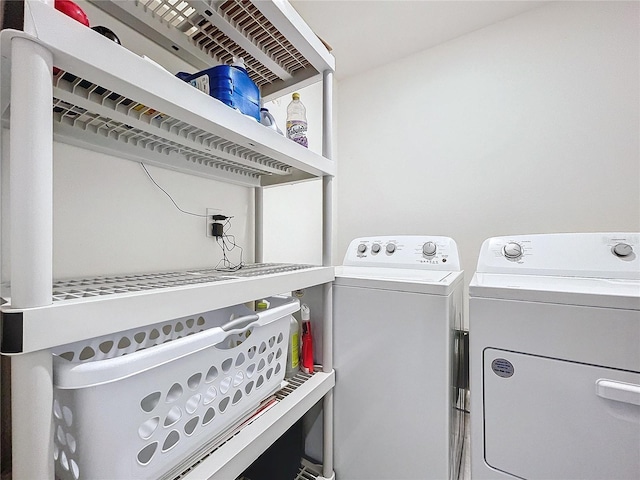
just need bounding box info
[52,148,253,279]
[43,1,255,279]
[335,0,639,312]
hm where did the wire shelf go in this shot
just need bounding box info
[171,371,319,480]
[47,264,315,302]
[104,0,313,87]
[53,71,292,180]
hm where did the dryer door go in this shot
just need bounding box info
[483,348,640,480]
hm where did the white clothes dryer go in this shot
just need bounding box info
[333,235,465,480]
[469,233,640,480]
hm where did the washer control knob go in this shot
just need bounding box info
[503,242,523,260]
[422,241,437,256]
[357,243,367,254]
[371,243,381,254]
[386,243,396,254]
[612,243,633,257]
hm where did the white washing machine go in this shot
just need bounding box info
[469,232,640,480]
[333,235,465,480]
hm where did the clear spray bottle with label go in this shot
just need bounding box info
[285,314,300,378]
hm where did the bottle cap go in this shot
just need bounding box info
[256,299,269,310]
[232,56,247,71]
[301,303,310,321]
[292,92,300,100]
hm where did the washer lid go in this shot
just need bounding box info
[335,266,464,295]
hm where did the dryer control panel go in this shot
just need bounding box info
[343,235,461,271]
[476,232,640,279]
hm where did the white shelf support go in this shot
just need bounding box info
[8,35,55,480]
[11,349,54,480]
[322,390,335,480]
[322,69,334,268]
[9,37,53,309]
[321,67,335,480]
[322,282,334,478]
[255,187,264,263]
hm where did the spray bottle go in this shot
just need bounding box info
[300,304,314,374]
[285,313,300,378]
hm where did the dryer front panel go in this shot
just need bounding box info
[483,348,640,480]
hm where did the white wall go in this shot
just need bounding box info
[53,145,252,278]
[49,1,254,279]
[337,1,639,301]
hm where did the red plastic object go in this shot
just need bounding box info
[53,0,90,74]
[301,321,314,374]
[54,0,90,27]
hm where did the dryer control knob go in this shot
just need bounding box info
[371,243,381,253]
[357,243,367,254]
[503,242,523,259]
[612,243,633,257]
[423,241,437,256]
[386,243,396,254]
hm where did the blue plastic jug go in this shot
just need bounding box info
[177,57,260,121]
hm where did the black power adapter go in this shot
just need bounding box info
[211,214,228,238]
[211,222,224,237]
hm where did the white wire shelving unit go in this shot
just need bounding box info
[0,1,335,479]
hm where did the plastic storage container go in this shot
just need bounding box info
[176,58,260,121]
[52,296,299,480]
[259,107,283,135]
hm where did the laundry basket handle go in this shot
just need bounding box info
[221,314,260,332]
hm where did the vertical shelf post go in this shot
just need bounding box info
[255,187,264,263]
[9,36,55,479]
[10,38,53,308]
[321,68,335,479]
[321,69,334,269]
[10,350,54,480]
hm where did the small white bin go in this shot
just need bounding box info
[52,295,298,480]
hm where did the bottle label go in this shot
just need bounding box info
[190,75,210,95]
[291,332,299,368]
[286,120,308,148]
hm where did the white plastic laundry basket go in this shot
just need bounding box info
[52,295,298,480]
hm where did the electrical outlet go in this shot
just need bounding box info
[206,208,222,238]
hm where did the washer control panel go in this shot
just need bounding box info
[476,232,640,279]
[343,235,461,271]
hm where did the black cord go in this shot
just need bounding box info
[141,163,245,270]
[215,218,245,271]
[140,163,207,218]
